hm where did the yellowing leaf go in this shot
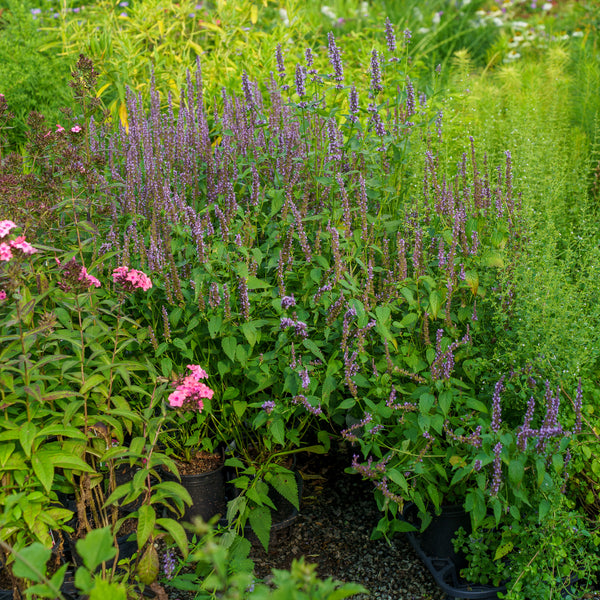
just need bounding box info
[96,83,111,98]
[250,5,258,24]
[494,541,513,561]
[449,455,466,467]
[118,103,129,133]
[188,39,204,55]
[465,270,479,295]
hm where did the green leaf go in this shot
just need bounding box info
[508,459,524,486]
[439,390,452,416]
[75,566,94,593]
[156,518,189,558]
[248,504,271,552]
[76,526,117,572]
[12,542,51,582]
[302,338,325,363]
[89,579,127,600]
[31,454,54,494]
[428,290,442,319]
[80,373,107,396]
[269,471,299,510]
[137,505,156,549]
[539,499,551,523]
[19,422,37,458]
[419,393,435,414]
[466,398,488,413]
[48,453,95,473]
[222,336,237,362]
[270,419,285,446]
[241,322,257,347]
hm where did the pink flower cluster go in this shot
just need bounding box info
[112,266,152,292]
[0,221,37,262]
[168,365,214,411]
[56,258,101,291]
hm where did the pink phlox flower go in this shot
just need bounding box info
[0,290,6,301]
[78,267,101,288]
[113,266,152,291]
[168,364,214,411]
[56,124,65,133]
[71,125,82,133]
[187,364,209,380]
[9,236,37,255]
[0,243,13,261]
[168,389,187,408]
[0,220,17,238]
[112,266,129,281]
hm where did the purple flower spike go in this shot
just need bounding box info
[491,442,503,496]
[385,17,397,52]
[370,50,383,94]
[491,376,505,433]
[327,32,344,87]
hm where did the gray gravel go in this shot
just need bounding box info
[248,448,447,600]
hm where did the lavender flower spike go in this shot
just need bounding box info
[370,49,383,94]
[490,376,505,433]
[385,17,397,53]
[327,32,344,87]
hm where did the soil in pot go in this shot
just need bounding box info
[166,451,227,524]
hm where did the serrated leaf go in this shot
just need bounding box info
[89,579,128,600]
[494,541,513,561]
[12,543,50,582]
[76,526,116,572]
[269,471,299,510]
[539,499,551,523]
[508,459,524,486]
[302,338,325,363]
[249,505,271,552]
[428,290,442,319]
[222,336,237,362]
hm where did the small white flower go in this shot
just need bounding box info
[559,32,570,41]
[359,1,369,17]
[524,29,537,41]
[542,2,553,10]
[321,5,337,20]
[279,8,289,26]
[432,11,441,25]
[462,0,471,6]
[503,49,521,62]
[417,27,430,34]
[512,21,529,29]
[493,17,504,27]
[475,9,486,18]
[572,29,584,38]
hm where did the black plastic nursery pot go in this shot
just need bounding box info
[402,503,506,600]
[178,465,228,523]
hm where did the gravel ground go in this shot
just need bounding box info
[248,447,447,600]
